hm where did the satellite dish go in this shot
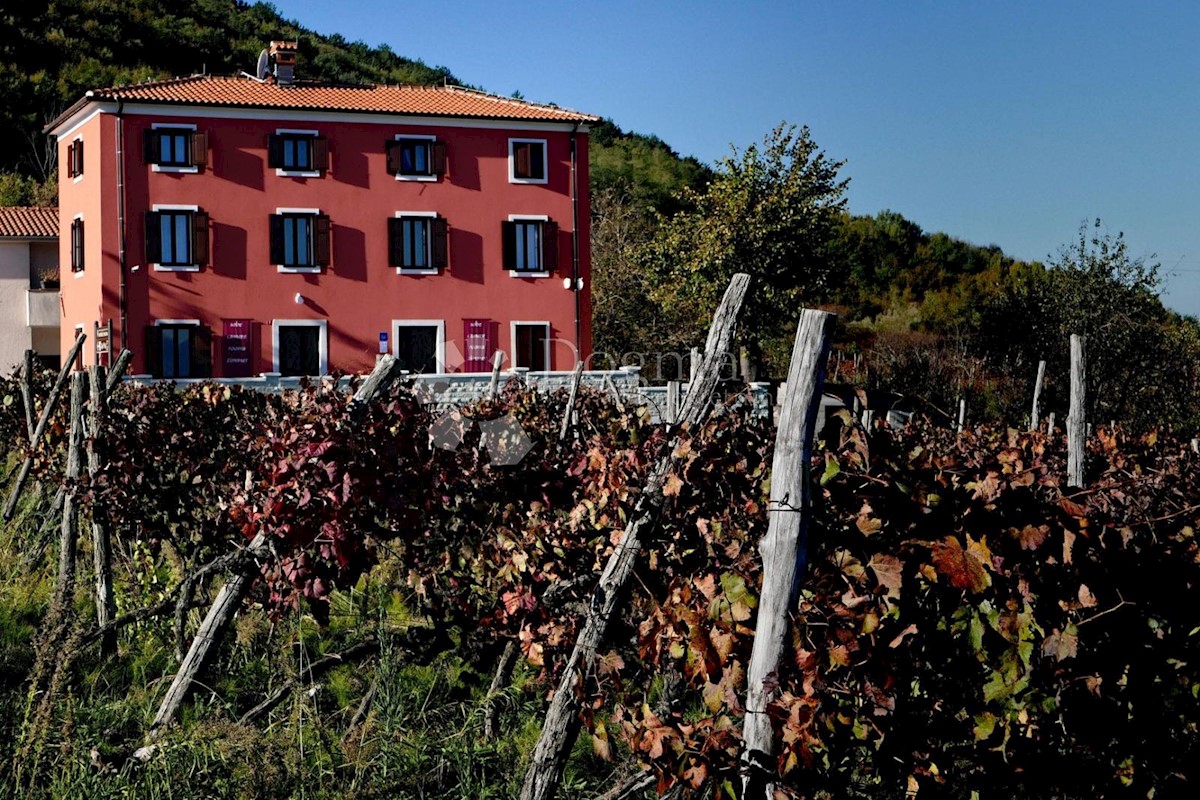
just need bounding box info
[256,49,270,80]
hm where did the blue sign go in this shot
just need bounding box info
[379,331,389,354]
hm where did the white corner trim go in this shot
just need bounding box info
[392,319,446,372]
[271,319,329,376]
[509,137,549,184]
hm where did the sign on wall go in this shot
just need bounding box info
[222,319,253,378]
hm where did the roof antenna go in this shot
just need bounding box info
[241,49,271,83]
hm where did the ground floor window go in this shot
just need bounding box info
[273,320,327,376]
[393,320,444,373]
[512,322,550,371]
[146,322,212,379]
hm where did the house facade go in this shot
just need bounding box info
[0,206,60,372]
[47,43,596,379]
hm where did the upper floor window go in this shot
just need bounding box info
[144,126,207,172]
[70,216,84,272]
[502,217,558,275]
[270,209,331,272]
[389,214,448,273]
[269,130,328,175]
[66,138,84,180]
[145,206,209,271]
[386,136,446,180]
[509,138,547,183]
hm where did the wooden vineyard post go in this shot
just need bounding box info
[740,309,836,799]
[3,332,87,521]
[104,348,133,394]
[147,355,404,736]
[53,372,88,609]
[1067,334,1087,488]
[957,397,966,434]
[488,350,505,399]
[665,380,681,425]
[1031,359,1046,430]
[87,364,117,656]
[690,346,701,382]
[20,350,35,441]
[558,362,584,442]
[519,273,751,800]
[1047,412,1056,437]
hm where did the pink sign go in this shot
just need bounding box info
[222,319,253,377]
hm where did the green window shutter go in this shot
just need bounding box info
[191,325,212,378]
[312,137,329,171]
[144,211,161,263]
[501,220,517,270]
[431,217,448,269]
[431,141,447,176]
[541,220,559,270]
[145,326,163,378]
[269,214,285,264]
[314,214,332,266]
[191,211,210,265]
[190,131,208,168]
[267,134,284,168]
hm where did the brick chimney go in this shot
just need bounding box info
[270,41,298,85]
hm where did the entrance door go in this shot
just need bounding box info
[394,324,440,373]
[278,325,321,376]
[514,323,549,371]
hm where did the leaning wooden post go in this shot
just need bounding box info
[558,362,584,442]
[4,333,88,521]
[52,372,88,610]
[740,310,836,799]
[689,347,701,382]
[105,348,134,394]
[1047,412,1056,436]
[1067,334,1086,488]
[87,364,117,656]
[488,350,505,399]
[519,274,751,800]
[1030,359,1046,430]
[20,350,36,441]
[148,355,403,735]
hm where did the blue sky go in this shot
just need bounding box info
[276,0,1200,316]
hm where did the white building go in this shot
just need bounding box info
[0,207,60,372]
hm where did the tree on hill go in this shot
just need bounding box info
[641,123,848,376]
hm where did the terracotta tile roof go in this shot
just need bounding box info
[66,75,599,125]
[0,206,58,238]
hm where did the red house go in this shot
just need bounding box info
[47,43,597,379]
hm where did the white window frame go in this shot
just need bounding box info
[393,210,439,275]
[151,123,199,174]
[71,136,84,183]
[275,207,322,274]
[511,320,551,371]
[392,319,446,373]
[507,214,550,278]
[508,138,548,184]
[272,319,329,376]
[71,214,85,277]
[275,128,321,178]
[393,133,439,182]
[150,204,201,272]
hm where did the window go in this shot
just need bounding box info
[393,320,445,373]
[273,320,328,376]
[145,207,209,270]
[145,322,212,379]
[502,217,558,275]
[463,319,495,373]
[144,126,207,171]
[387,136,446,179]
[270,210,331,271]
[509,139,547,183]
[512,322,550,371]
[70,217,84,273]
[269,131,328,175]
[67,139,84,179]
[389,214,447,273]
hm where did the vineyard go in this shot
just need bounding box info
[0,311,1198,798]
